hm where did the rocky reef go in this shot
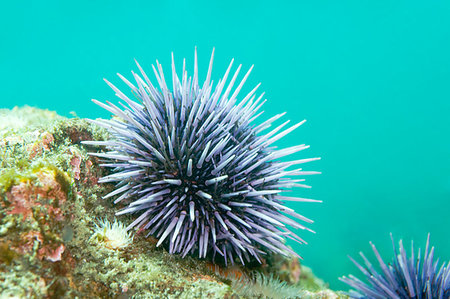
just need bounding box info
[0,107,345,298]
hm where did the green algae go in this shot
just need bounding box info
[74,242,232,298]
[298,265,328,291]
[0,161,71,196]
[0,106,62,133]
[0,265,48,298]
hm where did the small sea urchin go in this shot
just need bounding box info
[340,234,450,299]
[83,49,320,265]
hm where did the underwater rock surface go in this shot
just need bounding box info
[0,107,345,298]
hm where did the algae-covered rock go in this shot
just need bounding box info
[0,106,345,298]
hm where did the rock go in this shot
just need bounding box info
[0,106,346,298]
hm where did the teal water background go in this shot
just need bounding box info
[1,1,449,290]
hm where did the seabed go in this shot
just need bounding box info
[0,106,345,298]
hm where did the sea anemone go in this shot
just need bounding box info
[83,49,320,265]
[340,234,450,299]
[231,272,305,299]
[90,218,134,250]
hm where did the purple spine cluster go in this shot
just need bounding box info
[340,234,450,299]
[83,49,320,265]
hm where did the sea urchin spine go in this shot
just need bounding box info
[340,234,450,299]
[83,49,321,265]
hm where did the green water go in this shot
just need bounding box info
[1,0,449,290]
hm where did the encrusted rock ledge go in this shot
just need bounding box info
[0,106,346,298]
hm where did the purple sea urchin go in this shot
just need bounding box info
[340,234,450,299]
[83,49,320,265]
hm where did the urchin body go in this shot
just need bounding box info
[83,49,320,265]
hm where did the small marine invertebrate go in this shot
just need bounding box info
[231,272,305,299]
[83,49,320,264]
[90,218,133,250]
[340,234,450,299]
